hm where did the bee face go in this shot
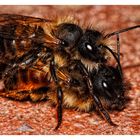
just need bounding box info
[54,24,108,66]
[91,65,125,110]
[77,29,107,63]
[54,23,83,49]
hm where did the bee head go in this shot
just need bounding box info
[54,24,114,68]
[91,65,126,110]
[77,29,108,63]
[53,23,83,50]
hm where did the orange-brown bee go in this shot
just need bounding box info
[0,14,139,130]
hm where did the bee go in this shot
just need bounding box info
[0,59,126,130]
[0,14,139,130]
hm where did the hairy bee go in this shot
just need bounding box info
[0,14,139,130]
[0,61,126,130]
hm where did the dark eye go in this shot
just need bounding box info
[70,78,80,86]
[102,81,108,89]
[60,39,69,47]
[102,81,113,98]
[85,43,92,51]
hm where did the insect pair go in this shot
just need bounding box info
[0,14,139,130]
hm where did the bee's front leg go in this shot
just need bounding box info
[50,58,63,130]
[75,60,116,126]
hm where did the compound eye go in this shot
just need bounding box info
[86,43,93,51]
[102,81,113,98]
[60,39,69,47]
[70,78,81,86]
[102,81,108,89]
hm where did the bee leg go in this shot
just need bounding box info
[17,47,52,69]
[74,60,93,96]
[2,45,45,79]
[75,60,117,126]
[50,58,63,130]
[2,48,51,89]
[55,86,63,130]
[15,90,35,100]
[0,89,30,100]
[92,94,117,126]
[0,86,49,101]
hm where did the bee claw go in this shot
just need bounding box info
[110,121,118,127]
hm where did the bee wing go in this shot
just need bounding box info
[0,14,58,44]
[57,69,71,83]
[0,14,51,24]
[27,65,70,83]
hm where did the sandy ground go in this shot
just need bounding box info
[0,5,139,135]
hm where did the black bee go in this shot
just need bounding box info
[0,14,139,130]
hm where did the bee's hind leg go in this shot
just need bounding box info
[0,86,50,101]
[50,58,63,130]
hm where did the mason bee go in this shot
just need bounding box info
[0,14,139,130]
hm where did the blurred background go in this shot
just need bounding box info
[0,6,139,134]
